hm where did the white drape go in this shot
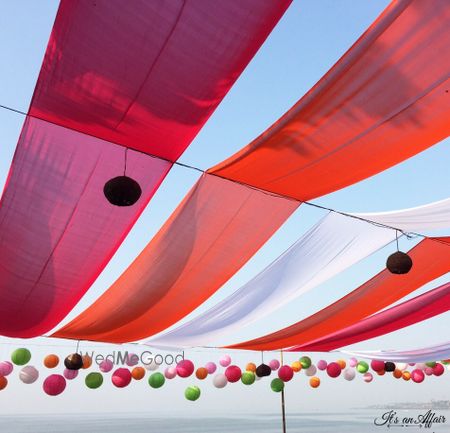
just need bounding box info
[341,341,450,362]
[148,198,450,349]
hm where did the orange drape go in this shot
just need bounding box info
[227,238,450,351]
[210,0,450,200]
[53,175,298,342]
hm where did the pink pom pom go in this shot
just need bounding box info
[316,360,327,371]
[176,360,195,378]
[111,368,132,388]
[411,369,425,383]
[269,359,280,371]
[205,362,217,374]
[326,362,341,378]
[43,374,66,396]
[278,365,294,382]
[224,365,241,383]
[63,368,78,380]
[99,359,114,373]
[219,355,231,367]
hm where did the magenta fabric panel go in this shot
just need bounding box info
[292,281,450,352]
[29,0,292,159]
[0,117,171,337]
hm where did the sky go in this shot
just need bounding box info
[0,0,449,416]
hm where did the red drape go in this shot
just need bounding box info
[290,280,450,352]
[227,238,450,351]
[210,0,450,200]
[0,0,291,337]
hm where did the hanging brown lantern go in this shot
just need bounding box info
[64,353,84,370]
[103,176,142,207]
[384,361,396,372]
[386,251,413,274]
[255,363,272,377]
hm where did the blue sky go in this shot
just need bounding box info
[0,0,449,415]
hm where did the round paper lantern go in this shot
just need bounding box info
[195,367,208,380]
[396,363,408,371]
[219,355,231,367]
[126,353,139,367]
[148,372,165,389]
[393,369,403,379]
[112,368,132,388]
[305,365,317,377]
[343,368,356,381]
[213,373,228,388]
[291,361,302,372]
[370,360,385,372]
[63,368,78,380]
[99,359,114,373]
[164,367,177,380]
[299,356,311,369]
[144,360,159,371]
[225,365,242,383]
[0,361,13,376]
[185,386,201,401]
[64,353,83,370]
[424,367,433,376]
[309,376,320,388]
[363,373,373,383]
[337,359,346,370]
[384,362,396,372]
[270,378,284,393]
[386,251,413,274]
[317,360,327,371]
[327,362,341,378]
[269,359,280,371]
[82,355,92,369]
[103,176,142,207]
[241,371,255,385]
[19,366,39,384]
[377,370,386,376]
[402,371,411,381]
[357,361,369,374]
[205,362,217,374]
[11,348,31,366]
[0,376,7,391]
[43,354,59,369]
[85,372,103,389]
[255,363,271,378]
[132,366,146,380]
[433,363,444,376]
[43,374,66,396]
[425,361,436,368]
[349,357,358,368]
[278,365,294,382]
[411,369,425,383]
[245,362,257,373]
[177,360,195,378]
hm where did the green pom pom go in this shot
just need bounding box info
[425,361,436,368]
[357,361,369,373]
[299,356,311,369]
[85,372,103,389]
[185,386,201,401]
[241,371,255,385]
[270,378,284,393]
[148,372,165,389]
[11,348,31,366]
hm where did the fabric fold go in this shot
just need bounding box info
[290,281,450,352]
[227,237,450,350]
[148,199,450,349]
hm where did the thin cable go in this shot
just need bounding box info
[124,147,128,176]
[1,102,449,248]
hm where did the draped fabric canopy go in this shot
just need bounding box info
[342,341,450,363]
[0,0,291,338]
[228,237,450,350]
[210,0,450,201]
[53,0,450,343]
[292,281,450,352]
[148,199,450,349]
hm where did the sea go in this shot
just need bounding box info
[1,411,449,433]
